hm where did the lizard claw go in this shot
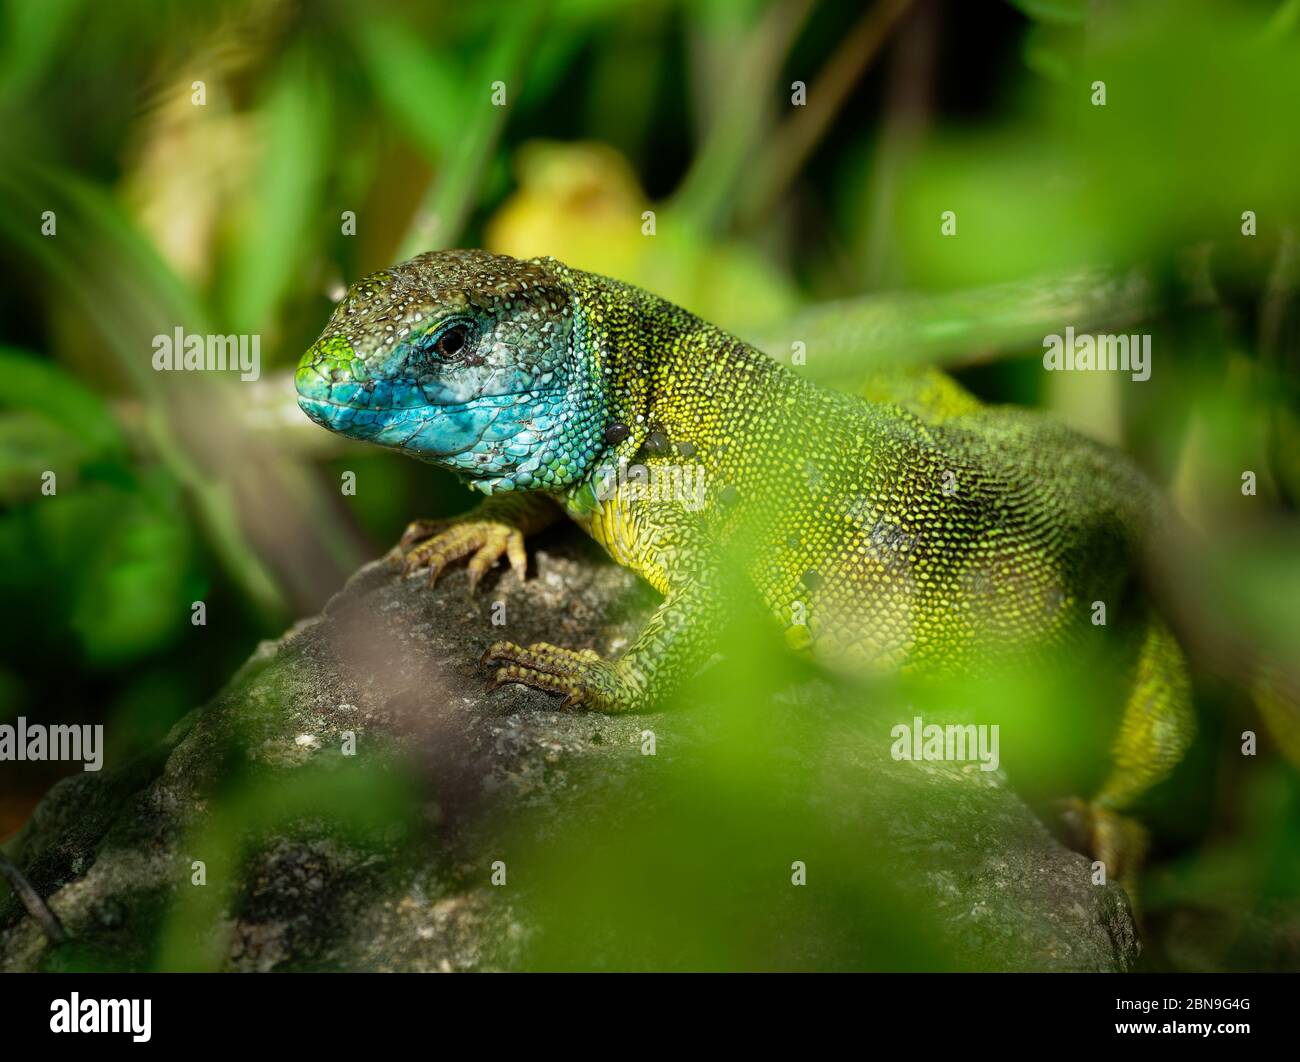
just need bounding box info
[398,518,450,552]
[398,518,529,592]
[481,640,629,712]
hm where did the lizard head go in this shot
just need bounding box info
[295,249,607,494]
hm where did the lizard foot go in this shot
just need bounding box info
[396,517,528,592]
[1058,796,1149,886]
[481,641,640,713]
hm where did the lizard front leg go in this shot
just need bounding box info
[482,512,722,713]
[398,492,558,591]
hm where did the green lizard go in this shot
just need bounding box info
[295,248,1194,877]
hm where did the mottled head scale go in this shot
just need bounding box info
[295,249,607,493]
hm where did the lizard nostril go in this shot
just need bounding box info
[294,363,321,397]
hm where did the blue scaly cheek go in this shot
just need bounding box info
[376,391,567,463]
[375,403,497,455]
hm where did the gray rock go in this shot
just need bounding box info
[1,532,1137,971]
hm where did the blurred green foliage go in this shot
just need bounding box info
[1,0,1298,969]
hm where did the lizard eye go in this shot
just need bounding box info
[412,320,474,365]
[435,324,468,358]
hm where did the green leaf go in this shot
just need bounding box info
[0,0,85,98]
[0,345,125,459]
[221,49,333,335]
[355,17,467,160]
[0,410,90,503]
[67,475,193,662]
[1007,0,1087,26]
[1021,22,1077,84]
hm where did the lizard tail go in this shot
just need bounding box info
[1143,515,1300,770]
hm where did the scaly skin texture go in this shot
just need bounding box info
[297,249,1195,878]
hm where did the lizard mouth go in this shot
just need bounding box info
[297,385,566,418]
[297,385,571,459]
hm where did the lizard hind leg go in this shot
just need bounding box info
[1062,613,1195,888]
[480,640,625,712]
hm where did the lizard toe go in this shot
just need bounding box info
[482,642,632,712]
[398,517,450,551]
[399,520,514,589]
